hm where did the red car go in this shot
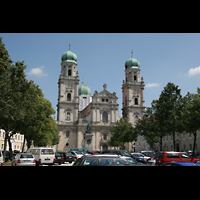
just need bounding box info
[156,152,199,166]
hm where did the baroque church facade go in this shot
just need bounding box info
[56,47,147,152]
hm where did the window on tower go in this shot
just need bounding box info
[103,112,108,122]
[68,69,71,76]
[134,75,137,81]
[135,98,138,105]
[67,93,71,101]
[66,131,70,137]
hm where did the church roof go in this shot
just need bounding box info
[78,81,91,96]
[61,45,77,64]
[125,56,140,69]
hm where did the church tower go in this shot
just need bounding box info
[122,52,145,126]
[57,45,79,124]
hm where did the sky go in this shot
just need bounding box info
[1,33,200,118]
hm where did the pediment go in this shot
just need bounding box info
[93,90,117,98]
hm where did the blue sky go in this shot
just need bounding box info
[1,33,200,117]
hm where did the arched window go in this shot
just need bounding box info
[135,98,138,105]
[134,75,137,81]
[103,112,108,122]
[68,69,71,76]
[67,93,71,101]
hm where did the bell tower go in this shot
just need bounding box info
[57,45,79,124]
[122,52,145,126]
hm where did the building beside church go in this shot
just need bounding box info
[56,47,148,152]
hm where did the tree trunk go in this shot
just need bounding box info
[27,139,32,149]
[160,136,162,151]
[8,137,13,160]
[22,136,25,152]
[192,131,197,158]
[173,131,176,151]
[3,131,8,162]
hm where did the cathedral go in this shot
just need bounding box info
[56,46,146,152]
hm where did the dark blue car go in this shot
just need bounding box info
[161,162,200,166]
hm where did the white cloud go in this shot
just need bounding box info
[28,66,47,77]
[146,83,162,88]
[188,66,200,77]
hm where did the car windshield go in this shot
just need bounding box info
[122,151,131,157]
[20,154,33,158]
[41,149,54,155]
[142,152,155,157]
[115,159,129,164]
[125,157,138,164]
[82,159,99,166]
[133,153,144,157]
[100,159,114,166]
[75,151,83,155]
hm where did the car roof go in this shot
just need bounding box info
[82,155,122,158]
[160,151,186,154]
[169,162,196,166]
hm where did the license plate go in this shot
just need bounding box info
[23,160,30,163]
[69,157,72,158]
[57,157,61,159]
[45,158,50,160]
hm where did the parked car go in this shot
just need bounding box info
[0,150,3,166]
[120,156,149,166]
[101,150,133,158]
[147,155,157,166]
[156,151,199,166]
[141,151,155,161]
[58,151,74,163]
[26,147,55,166]
[131,153,146,163]
[70,151,84,161]
[12,153,36,166]
[73,155,130,166]
[54,152,65,165]
[161,162,200,166]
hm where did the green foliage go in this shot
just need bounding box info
[135,82,200,152]
[109,118,137,149]
[0,37,59,158]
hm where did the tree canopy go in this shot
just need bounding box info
[109,118,137,150]
[0,37,59,160]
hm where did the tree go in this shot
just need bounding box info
[0,37,28,160]
[181,88,200,157]
[135,105,166,151]
[0,37,59,159]
[17,81,59,150]
[110,118,137,150]
[154,82,183,151]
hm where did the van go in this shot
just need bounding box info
[27,147,55,166]
[0,150,3,166]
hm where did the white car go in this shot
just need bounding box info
[71,151,83,160]
[12,153,36,166]
[0,150,3,166]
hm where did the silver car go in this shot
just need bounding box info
[12,153,36,166]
